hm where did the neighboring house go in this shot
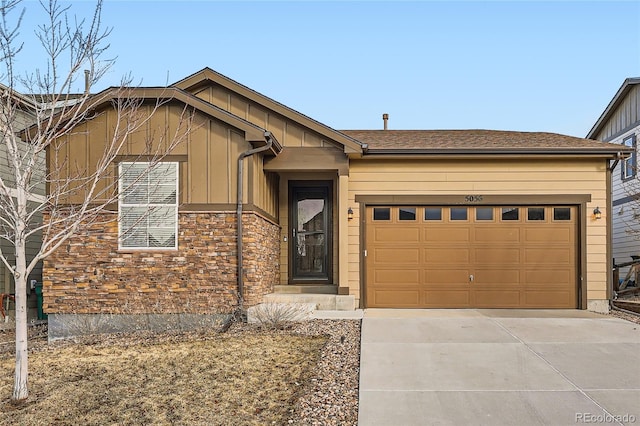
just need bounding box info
[587,78,640,282]
[41,68,628,336]
[0,86,45,319]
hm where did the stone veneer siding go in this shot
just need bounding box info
[43,211,280,315]
[241,212,281,307]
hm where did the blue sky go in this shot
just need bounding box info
[13,1,640,137]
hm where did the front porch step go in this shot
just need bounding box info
[274,285,338,295]
[263,293,355,311]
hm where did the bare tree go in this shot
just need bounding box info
[0,0,192,401]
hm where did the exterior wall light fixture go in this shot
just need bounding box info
[348,207,354,220]
[593,207,602,220]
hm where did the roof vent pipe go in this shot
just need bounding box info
[84,70,90,95]
[383,113,389,130]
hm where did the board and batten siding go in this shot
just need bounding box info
[251,154,279,219]
[49,102,278,216]
[52,103,189,205]
[592,84,640,142]
[346,158,609,306]
[192,85,335,149]
[186,112,246,206]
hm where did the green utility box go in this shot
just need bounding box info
[34,283,47,320]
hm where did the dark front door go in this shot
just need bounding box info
[289,181,332,284]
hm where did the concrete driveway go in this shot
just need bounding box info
[358,309,640,426]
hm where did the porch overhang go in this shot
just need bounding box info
[263,147,349,175]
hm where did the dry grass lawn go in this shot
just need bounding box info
[0,330,327,425]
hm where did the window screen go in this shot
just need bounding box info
[119,162,178,249]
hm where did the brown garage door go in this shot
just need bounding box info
[365,206,577,308]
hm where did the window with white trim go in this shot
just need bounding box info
[622,135,636,180]
[118,162,178,249]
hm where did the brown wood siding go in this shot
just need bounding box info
[251,154,279,218]
[188,111,210,203]
[594,85,640,141]
[263,146,348,175]
[52,104,193,204]
[48,102,265,206]
[192,83,337,149]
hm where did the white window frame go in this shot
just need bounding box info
[118,162,179,250]
[622,135,637,180]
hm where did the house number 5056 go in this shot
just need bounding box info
[464,195,483,203]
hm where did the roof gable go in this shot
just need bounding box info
[172,68,363,154]
[587,78,640,140]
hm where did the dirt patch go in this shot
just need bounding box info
[0,323,48,353]
[0,325,328,425]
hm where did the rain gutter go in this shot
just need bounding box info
[363,149,630,157]
[236,131,274,314]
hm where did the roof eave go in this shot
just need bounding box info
[0,83,38,109]
[362,148,630,159]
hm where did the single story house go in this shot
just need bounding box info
[42,68,629,335]
[587,78,640,283]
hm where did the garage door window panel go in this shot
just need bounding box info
[425,208,442,221]
[373,207,391,221]
[553,208,571,221]
[450,207,468,221]
[501,207,519,221]
[527,208,545,221]
[399,207,416,221]
[475,207,494,221]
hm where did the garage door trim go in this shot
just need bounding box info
[355,194,592,205]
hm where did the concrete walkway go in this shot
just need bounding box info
[358,309,640,426]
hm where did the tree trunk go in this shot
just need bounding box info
[12,240,28,401]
